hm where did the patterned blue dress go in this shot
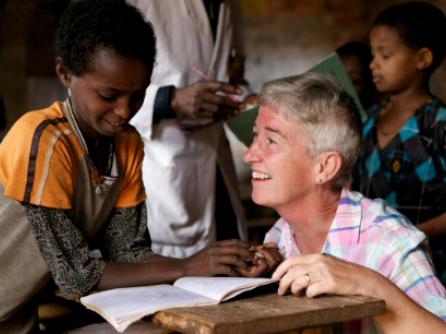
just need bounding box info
[353,98,446,284]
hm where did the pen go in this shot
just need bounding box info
[192,65,210,80]
[191,65,240,103]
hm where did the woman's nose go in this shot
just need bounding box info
[243,141,259,164]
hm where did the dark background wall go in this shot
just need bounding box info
[0,0,68,131]
[0,0,445,130]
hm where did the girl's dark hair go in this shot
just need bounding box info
[55,0,156,76]
[374,2,446,73]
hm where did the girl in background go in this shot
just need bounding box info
[353,2,446,285]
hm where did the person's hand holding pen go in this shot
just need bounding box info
[169,66,243,120]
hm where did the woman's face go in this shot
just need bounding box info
[58,48,152,139]
[369,25,421,94]
[243,105,317,211]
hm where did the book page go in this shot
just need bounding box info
[80,285,216,333]
[173,276,276,302]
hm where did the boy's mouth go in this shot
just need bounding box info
[106,120,126,129]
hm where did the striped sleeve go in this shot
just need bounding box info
[0,109,80,209]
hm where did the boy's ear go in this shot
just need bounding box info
[417,48,433,71]
[55,57,72,88]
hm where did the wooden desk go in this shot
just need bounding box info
[152,293,385,334]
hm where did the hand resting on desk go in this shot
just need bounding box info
[272,253,446,334]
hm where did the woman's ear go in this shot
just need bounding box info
[314,151,342,185]
[416,48,433,71]
[55,57,72,88]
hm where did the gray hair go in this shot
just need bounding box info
[258,72,362,191]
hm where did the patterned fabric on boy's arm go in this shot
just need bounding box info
[26,204,105,300]
[102,202,153,262]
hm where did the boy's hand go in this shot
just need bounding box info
[182,239,252,277]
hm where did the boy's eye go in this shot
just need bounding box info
[99,93,117,101]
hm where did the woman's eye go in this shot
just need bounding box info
[267,138,276,145]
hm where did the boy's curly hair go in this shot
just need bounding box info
[374,2,446,74]
[55,0,156,76]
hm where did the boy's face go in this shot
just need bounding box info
[369,25,422,94]
[58,48,152,139]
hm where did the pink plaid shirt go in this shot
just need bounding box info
[265,188,446,333]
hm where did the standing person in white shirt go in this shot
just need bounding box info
[128,0,248,258]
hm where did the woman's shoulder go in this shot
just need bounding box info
[356,193,426,246]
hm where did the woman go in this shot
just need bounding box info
[243,72,446,333]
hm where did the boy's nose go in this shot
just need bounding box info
[114,103,132,120]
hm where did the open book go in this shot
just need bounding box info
[226,52,367,147]
[80,276,276,333]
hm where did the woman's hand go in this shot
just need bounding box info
[237,242,283,277]
[181,239,253,277]
[272,254,378,297]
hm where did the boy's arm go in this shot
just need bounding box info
[27,204,259,295]
[101,202,153,262]
[98,239,255,291]
[26,204,105,300]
